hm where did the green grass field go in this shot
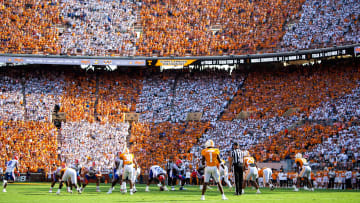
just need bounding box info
[0,183,359,203]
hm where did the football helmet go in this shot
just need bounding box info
[205,140,214,148]
[158,175,165,182]
[295,153,302,159]
[176,159,182,166]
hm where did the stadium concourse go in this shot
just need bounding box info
[0,0,359,56]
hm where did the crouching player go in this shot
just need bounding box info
[258,167,274,190]
[80,162,102,192]
[243,153,261,194]
[170,159,186,191]
[56,167,81,194]
[3,156,19,193]
[49,164,63,193]
[145,165,168,192]
[200,140,227,201]
[107,152,123,194]
[293,153,314,192]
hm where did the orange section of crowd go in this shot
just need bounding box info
[0,0,60,55]
[129,121,211,171]
[136,0,305,56]
[249,124,338,163]
[96,72,143,124]
[0,120,59,173]
[222,64,360,120]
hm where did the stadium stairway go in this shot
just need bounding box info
[217,72,248,121]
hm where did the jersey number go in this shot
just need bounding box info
[209,153,213,163]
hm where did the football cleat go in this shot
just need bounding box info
[56,191,60,195]
[107,190,112,194]
[270,184,275,191]
[171,187,175,191]
[145,187,150,192]
[310,188,314,192]
[3,189,7,193]
[164,186,169,191]
[130,191,133,195]
[49,189,52,193]
[96,189,101,192]
[242,189,244,194]
[201,196,205,201]
[294,188,299,192]
[222,195,228,200]
[77,188,82,194]
[256,189,261,194]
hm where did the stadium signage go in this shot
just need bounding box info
[1,56,146,66]
[155,59,196,66]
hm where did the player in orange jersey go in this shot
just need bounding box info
[200,140,227,201]
[293,153,313,191]
[243,153,261,194]
[120,147,137,195]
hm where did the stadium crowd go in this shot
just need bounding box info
[282,0,360,50]
[0,61,359,186]
[1,0,359,56]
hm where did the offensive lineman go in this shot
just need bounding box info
[293,153,314,191]
[243,152,261,194]
[145,165,169,192]
[200,139,227,201]
[2,156,19,192]
[56,167,81,194]
[258,167,274,190]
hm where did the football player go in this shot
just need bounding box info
[56,167,81,194]
[293,153,314,191]
[70,159,82,188]
[220,160,232,189]
[145,165,168,192]
[80,161,102,192]
[49,164,63,193]
[132,164,141,192]
[243,153,261,194]
[169,159,186,191]
[258,167,274,190]
[3,155,19,193]
[120,148,137,195]
[200,140,227,201]
[107,152,123,194]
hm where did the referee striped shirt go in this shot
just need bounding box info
[231,149,244,165]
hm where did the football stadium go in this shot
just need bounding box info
[0,0,360,202]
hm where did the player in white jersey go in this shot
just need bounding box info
[219,160,232,189]
[70,160,82,191]
[145,165,168,192]
[56,167,81,194]
[3,156,19,192]
[107,152,124,194]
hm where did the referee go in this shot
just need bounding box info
[229,142,244,195]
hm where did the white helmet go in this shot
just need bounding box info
[295,153,302,159]
[244,150,250,157]
[205,140,214,148]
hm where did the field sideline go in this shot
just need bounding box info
[0,183,359,203]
